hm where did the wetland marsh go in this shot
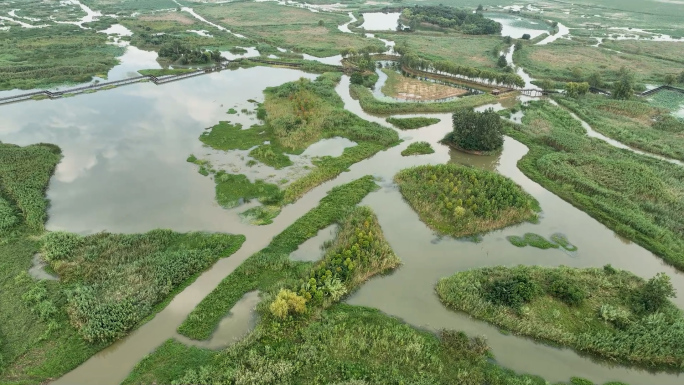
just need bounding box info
[2,1,684,384]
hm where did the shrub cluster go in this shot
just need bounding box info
[444,108,504,152]
[42,230,245,343]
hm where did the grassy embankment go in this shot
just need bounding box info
[192,2,384,57]
[506,100,684,271]
[401,142,435,156]
[350,83,498,114]
[0,25,124,90]
[0,143,244,384]
[380,68,469,100]
[555,94,684,162]
[193,73,400,213]
[394,164,539,238]
[437,265,684,369]
[386,117,441,129]
[176,176,380,340]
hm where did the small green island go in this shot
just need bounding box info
[394,164,538,237]
[442,108,504,154]
[437,265,684,370]
[386,117,441,130]
[401,141,435,156]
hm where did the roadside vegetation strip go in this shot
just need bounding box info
[0,142,246,383]
[386,117,441,130]
[401,141,435,156]
[350,83,497,114]
[177,175,380,340]
[555,95,684,162]
[507,100,684,271]
[394,164,539,238]
[437,265,684,370]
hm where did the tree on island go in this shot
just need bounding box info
[612,67,635,100]
[522,33,531,40]
[443,108,504,152]
[497,55,508,68]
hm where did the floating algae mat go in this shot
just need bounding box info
[506,232,577,251]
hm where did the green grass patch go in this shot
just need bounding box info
[214,172,281,209]
[0,25,124,90]
[437,265,684,370]
[121,339,214,385]
[401,141,435,156]
[648,89,684,111]
[555,94,684,162]
[192,2,384,57]
[515,39,678,85]
[394,164,539,238]
[177,175,379,340]
[239,205,281,226]
[199,122,267,151]
[507,100,684,270]
[386,117,441,130]
[350,83,497,114]
[248,144,293,169]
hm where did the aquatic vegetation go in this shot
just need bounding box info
[437,265,684,369]
[506,233,558,250]
[556,94,684,161]
[506,233,577,251]
[550,233,578,251]
[177,176,380,340]
[214,172,281,209]
[508,100,684,270]
[248,144,292,169]
[401,141,435,156]
[386,117,441,130]
[350,83,497,114]
[199,122,266,151]
[227,108,237,114]
[394,164,539,237]
[239,205,280,226]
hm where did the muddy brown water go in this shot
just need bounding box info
[2,68,683,384]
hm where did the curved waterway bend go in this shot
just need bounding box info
[4,71,676,383]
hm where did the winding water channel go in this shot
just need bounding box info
[2,7,683,385]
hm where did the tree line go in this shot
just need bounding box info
[398,50,525,88]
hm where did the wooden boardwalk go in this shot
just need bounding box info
[0,59,345,106]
